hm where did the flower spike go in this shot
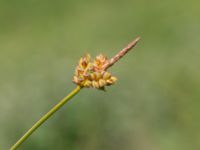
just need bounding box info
[73,36,140,89]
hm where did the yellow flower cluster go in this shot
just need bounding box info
[73,54,117,89]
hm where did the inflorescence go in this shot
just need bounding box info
[73,36,140,90]
[73,54,117,90]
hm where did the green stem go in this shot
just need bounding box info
[10,86,81,150]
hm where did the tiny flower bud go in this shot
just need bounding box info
[106,79,113,85]
[94,72,101,80]
[92,81,99,88]
[103,72,111,80]
[99,79,106,87]
[110,76,117,82]
[73,76,79,83]
[84,80,92,87]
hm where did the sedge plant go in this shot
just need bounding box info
[10,36,140,150]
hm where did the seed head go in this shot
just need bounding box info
[93,54,108,71]
[72,37,140,89]
[73,54,117,89]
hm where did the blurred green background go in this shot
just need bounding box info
[0,0,200,149]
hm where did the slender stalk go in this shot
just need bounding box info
[10,86,81,150]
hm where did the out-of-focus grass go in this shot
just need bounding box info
[0,0,200,150]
